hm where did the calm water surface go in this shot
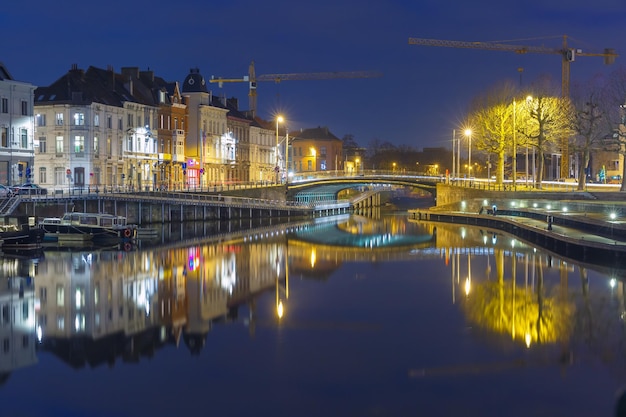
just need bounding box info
[0,212,624,417]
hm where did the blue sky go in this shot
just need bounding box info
[2,0,624,149]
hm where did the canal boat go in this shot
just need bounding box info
[0,222,45,253]
[39,212,137,243]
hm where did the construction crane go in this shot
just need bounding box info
[408,35,618,179]
[209,60,383,118]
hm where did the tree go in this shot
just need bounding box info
[599,65,626,191]
[342,134,359,150]
[517,93,574,189]
[467,81,525,186]
[569,76,611,190]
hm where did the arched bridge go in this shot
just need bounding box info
[286,171,442,202]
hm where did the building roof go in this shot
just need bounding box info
[291,126,341,142]
[181,68,209,93]
[0,63,14,81]
[33,65,177,108]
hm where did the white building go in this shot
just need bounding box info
[34,65,161,192]
[0,63,36,187]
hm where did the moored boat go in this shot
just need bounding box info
[0,222,45,253]
[39,212,137,243]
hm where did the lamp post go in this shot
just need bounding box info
[525,95,533,187]
[393,162,396,173]
[310,147,316,172]
[275,115,283,183]
[513,99,517,191]
[355,158,360,175]
[464,129,472,179]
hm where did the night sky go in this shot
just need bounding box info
[2,0,624,150]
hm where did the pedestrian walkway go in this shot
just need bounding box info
[408,207,626,267]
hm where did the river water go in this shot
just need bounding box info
[0,210,624,417]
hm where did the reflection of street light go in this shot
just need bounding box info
[464,128,472,178]
[275,115,284,183]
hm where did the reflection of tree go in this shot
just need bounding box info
[463,250,573,346]
[572,267,626,376]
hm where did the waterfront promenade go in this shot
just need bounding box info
[409,196,626,268]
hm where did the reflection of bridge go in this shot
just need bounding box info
[287,171,441,202]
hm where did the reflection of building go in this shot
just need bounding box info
[0,268,37,381]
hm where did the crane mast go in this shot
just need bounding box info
[210,61,382,118]
[408,35,617,179]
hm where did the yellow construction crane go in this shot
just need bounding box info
[210,60,383,118]
[408,35,618,178]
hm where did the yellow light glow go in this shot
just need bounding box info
[464,128,472,137]
[525,332,531,348]
[464,278,471,296]
[310,249,316,268]
[277,301,284,318]
[277,115,284,124]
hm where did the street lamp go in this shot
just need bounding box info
[275,115,284,183]
[355,158,360,175]
[464,129,472,179]
[525,95,533,187]
[513,99,517,191]
[393,162,396,173]
[310,147,316,172]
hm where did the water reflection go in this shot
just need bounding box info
[1,214,626,414]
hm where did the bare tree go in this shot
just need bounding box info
[570,76,611,190]
[599,65,626,191]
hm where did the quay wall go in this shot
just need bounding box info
[13,193,304,226]
[434,184,601,209]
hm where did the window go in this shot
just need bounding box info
[107,115,112,129]
[1,127,6,147]
[38,136,46,153]
[22,301,28,320]
[74,135,85,153]
[94,114,99,127]
[56,285,65,307]
[36,114,46,126]
[55,113,64,126]
[1,98,7,113]
[94,136,99,155]
[107,137,112,157]
[127,114,134,128]
[39,167,46,184]
[75,287,85,308]
[21,101,28,116]
[118,118,123,130]
[20,129,27,148]
[56,136,64,154]
[2,304,9,323]
[57,316,64,331]
[73,113,85,126]
[307,160,312,171]
[54,167,65,185]
[39,287,47,304]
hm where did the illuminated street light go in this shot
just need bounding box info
[393,162,396,173]
[355,158,360,175]
[275,115,284,183]
[310,147,316,171]
[464,129,472,178]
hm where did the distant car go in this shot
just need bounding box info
[11,183,47,195]
[0,184,13,198]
